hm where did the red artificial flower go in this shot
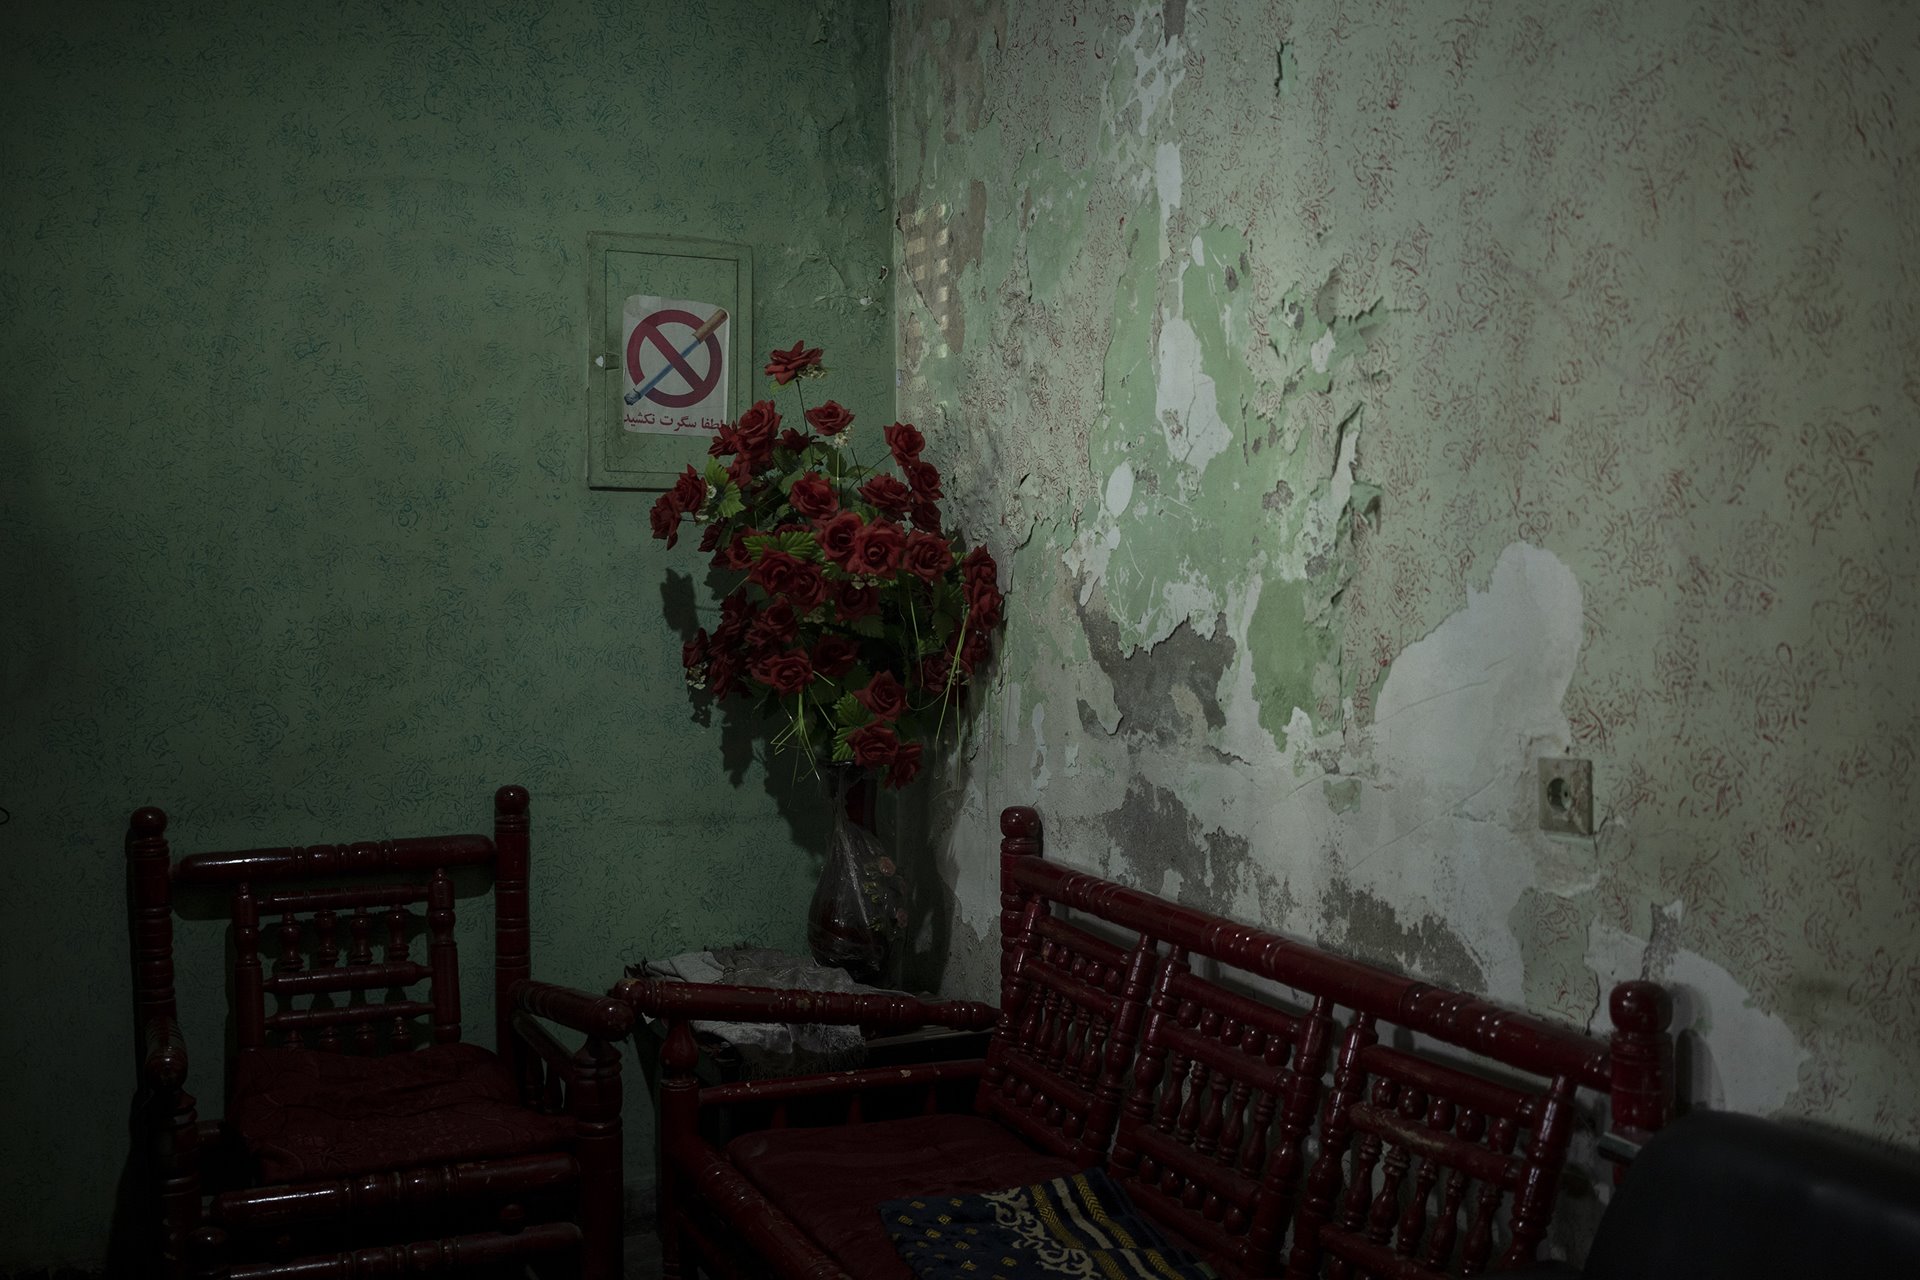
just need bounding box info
[814,510,865,569]
[908,499,943,534]
[750,549,805,598]
[751,648,815,695]
[765,341,822,385]
[835,580,880,623]
[812,634,860,677]
[783,560,828,615]
[850,520,907,576]
[778,428,812,453]
[962,545,998,589]
[788,471,839,520]
[708,651,739,698]
[708,423,744,458]
[857,473,912,516]
[847,722,901,767]
[919,649,965,695]
[698,522,724,554]
[885,422,926,463]
[682,629,709,671]
[736,400,781,456]
[854,671,907,721]
[649,492,681,547]
[901,457,943,499]
[885,741,923,789]
[903,531,953,584]
[669,464,707,516]
[717,531,755,572]
[745,601,798,653]
[805,401,855,435]
[961,628,994,673]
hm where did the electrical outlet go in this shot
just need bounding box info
[1538,758,1593,835]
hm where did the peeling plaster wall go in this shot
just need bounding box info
[894,0,1920,1156]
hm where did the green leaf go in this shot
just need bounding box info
[831,739,854,763]
[704,459,729,489]
[851,614,884,638]
[716,484,745,519]
[832,692,866,726]
[746,530,820,560]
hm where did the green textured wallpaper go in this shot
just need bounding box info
[0,0,891,1268]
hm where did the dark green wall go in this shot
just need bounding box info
[0,0,892,1267]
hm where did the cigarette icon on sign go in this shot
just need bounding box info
[624,308,728,406]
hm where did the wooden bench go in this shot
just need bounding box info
[616,806,1674,1279]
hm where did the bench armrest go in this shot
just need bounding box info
[508,979,633,1040]
[614,976,998,1034]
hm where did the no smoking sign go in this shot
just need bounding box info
[619,296,730,435]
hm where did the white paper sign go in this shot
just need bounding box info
[619,296,730,436]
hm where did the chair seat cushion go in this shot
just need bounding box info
[726,1112,1083,1278]
[230,1043,574,1182]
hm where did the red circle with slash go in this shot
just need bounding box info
[626,308,724,408]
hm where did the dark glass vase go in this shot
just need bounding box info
[805,768,905,986]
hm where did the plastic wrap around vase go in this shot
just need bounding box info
[805,768,903,986]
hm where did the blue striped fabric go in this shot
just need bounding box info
[879,1168,1217,1280]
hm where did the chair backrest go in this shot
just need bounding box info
[127,786,534,1068]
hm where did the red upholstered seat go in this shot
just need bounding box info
[230,1043,576,1182]
[727,1112,1084,1278]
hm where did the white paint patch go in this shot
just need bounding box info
[1155,142,1184,248]
[1161,867,1186,899]
[1210,578,1288,768]
[1586,915,1807,1115]
[1002,681,1023,747]
[1105,461,1135,517]
[1030,702,1050,793]
[1369,543,1583,822]
[1155,311,1235,472]
[1190,234,1205,266]
[1324,542,1587,1001]
[1122,6,1188,136]
[1310,328,1337,374]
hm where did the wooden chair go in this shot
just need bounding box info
[126,785,631,1279]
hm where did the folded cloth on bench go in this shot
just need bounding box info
[880,1168,1218,1280]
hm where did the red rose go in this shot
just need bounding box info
[649,493,681,547]
[669,464,707,515]
[698,522,724,553]
[708,423,744,458]
[812,634,859,677]
[850,519,907,576]
[835,580,880,623]
[814,510,865,568]
[717,532,755,571]
[854,671,907,721]
[909,499,943,534]
[847,722,900,767]
[708,651,739,698]
[901,457,943,499]
[778,428,812,453]
[727,453,760,490]
[885,422,926,463]
[857,473,911,516]
[749,549,804,597]
[885,741,923,789]
[967,577,1005,628]
[746,601,798,653]
[919,649,965,695]
[682,629,709,671]
[736,400,781,454]
[804,401,855,435]
[788,471,839,520]
[720,593,756,629]
[963,545,998,588]
[751,648,814,695]
[961,628,994,672]
[903,531,953,584]
[765,341,822,385]
[783,560,828,615]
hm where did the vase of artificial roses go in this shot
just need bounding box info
[649,341,1005,982]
